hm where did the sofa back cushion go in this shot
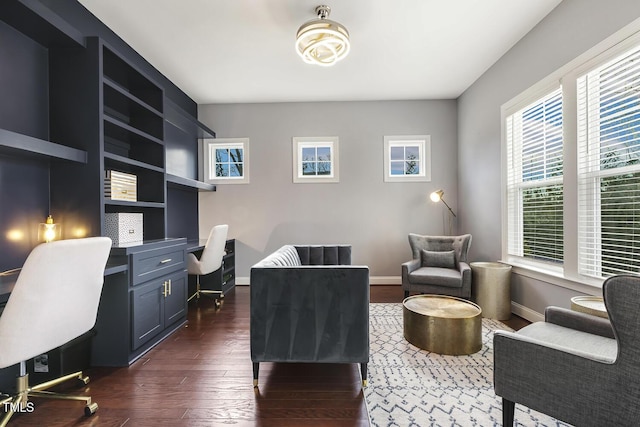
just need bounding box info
[296,245,351,265]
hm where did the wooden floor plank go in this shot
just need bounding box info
[2,285,529,425]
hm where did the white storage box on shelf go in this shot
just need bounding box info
[105,170,137,202]
[104,213,143,245]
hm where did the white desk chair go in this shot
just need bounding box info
[0,237,111,426]
[187,224,229,307]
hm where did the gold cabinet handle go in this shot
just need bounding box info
[162,280,168,297]
[159,259,172,264]
[168,279,172,296]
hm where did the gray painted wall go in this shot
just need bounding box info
[198,100,458,280]
[458,0,640,317]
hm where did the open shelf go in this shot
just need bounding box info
[102,46,163,113]
[104,152,164,174]
[164,98,216,139]
[0,128,87,163]
[166,174,216,192]
[0,0,85,48]
[104,200,165,209]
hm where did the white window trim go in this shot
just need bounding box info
[202,137,250,184]
[383,135,431,182]
[500,17,640,290]
[292,136,339,183]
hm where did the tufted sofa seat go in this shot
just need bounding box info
[250,245,370,387]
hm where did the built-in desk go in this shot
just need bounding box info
[92,238,188,367]
[0,260,129,392]
[185,238,236,299]
[0,269,20,306]
[0,261,128,307]
[1,237,234,368]
[186,238,207,253]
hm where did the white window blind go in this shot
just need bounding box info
[578,45,640,278]
[506,88,564,263]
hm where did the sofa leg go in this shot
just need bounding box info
[404,290,409,299]
[360,363,368,387]
[252,362,259,387]
[502,398,515,426]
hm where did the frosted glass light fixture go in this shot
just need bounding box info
[296,5,350,67]
[38,215,61,243]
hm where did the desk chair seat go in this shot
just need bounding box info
[0,237,111,426]
[187,224,229,307]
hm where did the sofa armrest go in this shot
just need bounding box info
[545,306,614,339]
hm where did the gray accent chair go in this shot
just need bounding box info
[401,234,472,299]
[494,274,640,426]
[250,245,370,387]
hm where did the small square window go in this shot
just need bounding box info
[293,137,339,183]
[383,135,431,182]
[202,138,250,184]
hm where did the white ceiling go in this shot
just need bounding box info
[77,0,562,104]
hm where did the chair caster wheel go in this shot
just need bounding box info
[84,402,98,416]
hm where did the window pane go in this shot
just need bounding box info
[317,161,331,175]
[228,148,244,163]
[405,160,420,175]
[578,45,640,278]
[216,148,229,162]
[302,162,316,175]
[215,163,229,177]
[230,163,243,177]
[317,147,331,161]
[390,161,405,175]
[506,88,563,262]
[522,184,564,263]
[405,146,420,160]
[599,172,640,275]
[390,147,404,161]
[302,147,316,162]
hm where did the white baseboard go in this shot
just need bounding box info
[511,301,544,323]
[370,276,401,285]
[235,276,401,286]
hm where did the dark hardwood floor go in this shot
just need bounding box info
[4,286,529,426]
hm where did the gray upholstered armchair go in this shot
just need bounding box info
[494,274,640,426]
[401,234,472,299]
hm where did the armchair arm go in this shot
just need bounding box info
[459,261,471,294]
[401,259,421,284]
[545,306,614,339]
[494,329,616,364]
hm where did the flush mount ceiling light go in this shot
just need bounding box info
[295,5,350,67]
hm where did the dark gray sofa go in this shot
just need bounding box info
[250,245,370,387]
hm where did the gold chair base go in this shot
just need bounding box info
[0,370,96,426]
[187,276,223,308]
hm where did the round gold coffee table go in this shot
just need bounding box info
[403,295,482,355]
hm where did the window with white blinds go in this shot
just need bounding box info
[578,44,640,278]
[506,88,564,264]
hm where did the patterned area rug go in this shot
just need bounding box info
[364,303,569,427]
